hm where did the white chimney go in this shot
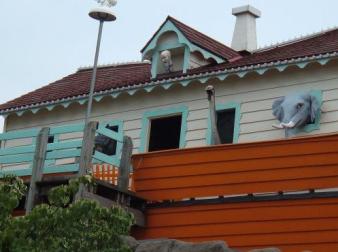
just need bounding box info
[231,5,261,52]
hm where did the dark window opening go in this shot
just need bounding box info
[217,109,236,144]
[148,115,182,152]
[95,124,119,156]
[48,135,54,143]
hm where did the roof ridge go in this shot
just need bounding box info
[255,26,338,53]
[77,60,151,72]
[167,16,239,58]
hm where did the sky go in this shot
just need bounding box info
[1,0,338,132]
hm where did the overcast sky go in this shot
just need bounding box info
[1,0,338,132]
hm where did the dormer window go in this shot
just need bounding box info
[141,16,233,79]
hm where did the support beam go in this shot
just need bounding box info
[25,127,50,213]
[82,191,145,227]
[118,136,133,192]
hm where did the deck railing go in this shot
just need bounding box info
[0,121,132,190]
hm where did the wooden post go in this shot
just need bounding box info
[78,121,98,177]
[25,127,50,214]
[118,136,133,192]
[75,121,98,200]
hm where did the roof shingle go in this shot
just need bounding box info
[1,24,338,113]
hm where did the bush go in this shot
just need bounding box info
[0,175,134,252]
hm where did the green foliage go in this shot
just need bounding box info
[0,175,134,252]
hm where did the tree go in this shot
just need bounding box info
[0,175,134,252]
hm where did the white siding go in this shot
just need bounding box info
[5,60,338,153]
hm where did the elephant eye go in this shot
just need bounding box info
[296,103,304,109]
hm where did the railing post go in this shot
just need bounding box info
[25,127,50,214]
[118,136,133,192]
[75,121,98,200]
[78,121,98,176]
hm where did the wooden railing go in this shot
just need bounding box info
[132,133,338,201]
[92,164,135,191]
[0,122,128,179]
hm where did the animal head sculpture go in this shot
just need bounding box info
[160,50,173,73]
[272,91,321,137]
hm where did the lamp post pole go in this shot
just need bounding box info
[84,3,117,125]
[85,20,104,125]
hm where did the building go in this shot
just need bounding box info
[1,5,338,251]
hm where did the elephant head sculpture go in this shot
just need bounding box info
[272,91,321,137]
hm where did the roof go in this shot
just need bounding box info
[141,16,241,61]
[1,23,338,114]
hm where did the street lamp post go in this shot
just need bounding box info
[85,1,117,125]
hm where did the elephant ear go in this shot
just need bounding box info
[272,97,285,122]
[310,95,320,122]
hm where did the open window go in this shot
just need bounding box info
[139,106,188,153]
[207,102,240,145]
[148,115,182,152]
[95,122,122,156]
[217,109,236,144]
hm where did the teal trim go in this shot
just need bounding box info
[92,151,120,167]
[44,164,79,174]
[49,123,85,135]
[183,45,190,73]
[46,149,81,160]
[292,90,323,134]
[0,164,80,178]
[0,153,34,164]
[143,20,224,78]
[0,128,39,141]
[0,167,32,177]
[206,102,241,145]
[47,140,82,151]
[139,105,189,153]
[96,127,123,143]
[2,54,336,117]
[0,145,35,156]
[95,119,124,166]
[151,51,159,78]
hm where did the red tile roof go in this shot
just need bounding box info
[141,16,241,61]
[0,63,151,111]
[1,25,338,113]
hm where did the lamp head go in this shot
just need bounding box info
[89,0,117,21]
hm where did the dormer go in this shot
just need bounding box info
[141,16,241,79]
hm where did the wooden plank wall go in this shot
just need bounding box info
[132,133,338,251]
[132,197,338,252]
[132,133,338,201]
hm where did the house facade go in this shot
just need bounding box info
[2,5,338,251]
[1,7,338,157]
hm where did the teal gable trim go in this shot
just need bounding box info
[143,20,224,78]
[206,102,241,145]
[292,90,323,134]
[139,105,189,153]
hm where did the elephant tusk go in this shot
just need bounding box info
[272,123,284,129]
[282,121,296,128]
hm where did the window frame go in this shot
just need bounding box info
[206,102,241,145]
[139,106,189,153]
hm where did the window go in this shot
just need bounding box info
[217,109,236,144]
[93,120,124,167]
[139,106,188,152]
[207,102,241,145]
[95,124,119,156]
[148,115,182,152]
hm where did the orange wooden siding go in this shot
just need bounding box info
[132,134,338,201]
[132,197,338,252]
